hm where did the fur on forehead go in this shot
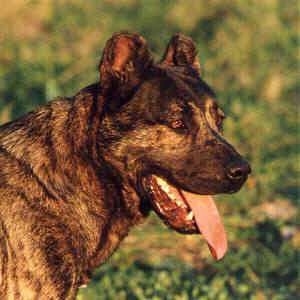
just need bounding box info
[144,66,216,105]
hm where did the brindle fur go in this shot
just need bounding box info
[0,32,250,299]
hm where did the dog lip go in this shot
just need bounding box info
[226,176,248,193]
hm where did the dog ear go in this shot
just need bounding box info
[99,32,152,105]
[161,33,201,74]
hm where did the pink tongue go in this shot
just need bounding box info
[181,192,228,260]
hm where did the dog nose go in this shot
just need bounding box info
[226,160,251,181]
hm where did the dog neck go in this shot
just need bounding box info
[0,84,147,280]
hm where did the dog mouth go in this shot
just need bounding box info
[143,175,227,260]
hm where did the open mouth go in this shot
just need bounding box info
[143,175,227,260]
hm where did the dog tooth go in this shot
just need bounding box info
[156,177,167,186]
[186,211,194,221]
[162,181,170,191]
[156,177,170,193]
[175,199,184,207]
[162,185,170,193]
[169,193,176,201]
[168,192,177,201]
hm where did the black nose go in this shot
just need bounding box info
[226,160,251,181]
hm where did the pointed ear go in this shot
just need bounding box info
[161,33,201,74]
[99,32,152,103]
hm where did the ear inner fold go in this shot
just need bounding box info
[99,32,152,99]
[161,33,201,74]
[111,37,135,72]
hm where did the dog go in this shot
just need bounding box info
[0,32,250,299]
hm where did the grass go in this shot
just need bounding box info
[77,210,299,300]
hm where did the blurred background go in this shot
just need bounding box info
[0,1,299,299]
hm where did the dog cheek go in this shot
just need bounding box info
[135,126,189,154]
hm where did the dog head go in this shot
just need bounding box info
[98,32,251,259]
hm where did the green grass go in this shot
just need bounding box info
[77,213,299,300]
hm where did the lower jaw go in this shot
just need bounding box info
[143,174,229,260]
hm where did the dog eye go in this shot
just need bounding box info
[170,119,186,130]
[216,108,226,130]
